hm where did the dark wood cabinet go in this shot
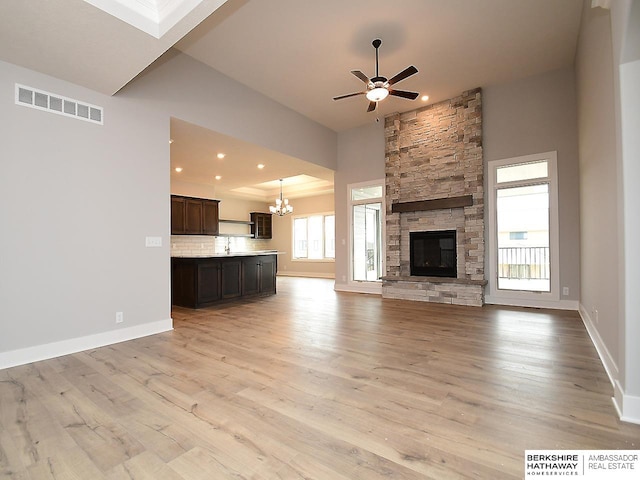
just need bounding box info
[242,255,277,296]
[197,261,221,304]
[172,254,277,308]
[202,200,220,235]
[171,260,196,306]
[172,258,221,308]
[250,212,273,239]
[185,198,203,234]
[242,257,261,295]
[171,196,186,234]
[171,195,219,235]
[221,260,242,299]
[259,255,277,295]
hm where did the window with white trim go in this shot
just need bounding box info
[487,151,560,304]
[292,214,335,260]
[349,181,384,283]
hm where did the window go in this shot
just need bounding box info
[293,214,335,260]
[349,180,384,283]
[488,151,559,304]
[509,231,528,240]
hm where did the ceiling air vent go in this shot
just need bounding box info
[15,84,103,125]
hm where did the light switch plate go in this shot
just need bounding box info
[145,236,162,247]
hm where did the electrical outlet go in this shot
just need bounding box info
[562,286,569,296]
[116,311,124,324]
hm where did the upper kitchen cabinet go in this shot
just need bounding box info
[250,212,272,239]
[202,199,220,235]
[171,195,219,235]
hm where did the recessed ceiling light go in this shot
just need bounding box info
[217,153,225,159]
[175,167,183,172]
[257,164,265,169]
[421,95,429,102]
[215,175,222,180]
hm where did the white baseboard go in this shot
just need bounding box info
[334,282,382,295]
[0,318,173,370]
[277,272,335,279]
[614,380,640,425]
[578,304,640,425]
[578,303,618,389]
[485,295,579,311]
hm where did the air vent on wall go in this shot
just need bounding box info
[15,84,103,125]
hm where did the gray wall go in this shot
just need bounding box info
[334,121,385,288]
[576,0,640,421]
[0,51,337,364]
[483,67,581,304]
[120,50,337,172]
[0,59,170,354]
[575,4,620,367]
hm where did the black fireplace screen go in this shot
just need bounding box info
[410,230,457,277]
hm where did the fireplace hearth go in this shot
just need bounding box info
[410,230,457,278]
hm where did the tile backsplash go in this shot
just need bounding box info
[171,235,272,257]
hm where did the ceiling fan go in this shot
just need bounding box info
[333,38,419,112]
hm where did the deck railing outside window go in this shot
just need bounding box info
[498,247,550,280]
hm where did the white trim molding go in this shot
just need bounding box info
[83,0,226,38]
[0,318,173,370]
[335,282,382,295]
[579,303,619,387]
[614,380,640,425]
[487,151,561,305]
[486,296,578,311]
[277,272,334,279]
[591,0,613,10]
[578,303,640,425]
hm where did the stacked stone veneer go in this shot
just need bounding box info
[383,88,486,306]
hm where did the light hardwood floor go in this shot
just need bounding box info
[1,277,639,479]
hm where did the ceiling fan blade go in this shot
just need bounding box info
[333,92,365,101]
[387,65,418,86]
[351,70,371,84]
[389,89,419,100]
[367,101,377,112]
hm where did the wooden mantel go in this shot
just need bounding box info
[391,195,473,213]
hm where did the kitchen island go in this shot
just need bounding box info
[171,251,279,308]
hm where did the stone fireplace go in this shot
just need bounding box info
[382,88,487,306]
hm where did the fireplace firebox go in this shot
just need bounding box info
[410,230,457,278]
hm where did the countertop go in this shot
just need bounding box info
[172,250,284,258]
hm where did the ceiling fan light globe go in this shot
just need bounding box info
[366,87,389,102]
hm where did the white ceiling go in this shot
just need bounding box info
[176,0,584,132]
[170,117,334,201]
[0,0,584,199]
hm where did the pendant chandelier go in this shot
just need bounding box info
[269,178,293,216]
